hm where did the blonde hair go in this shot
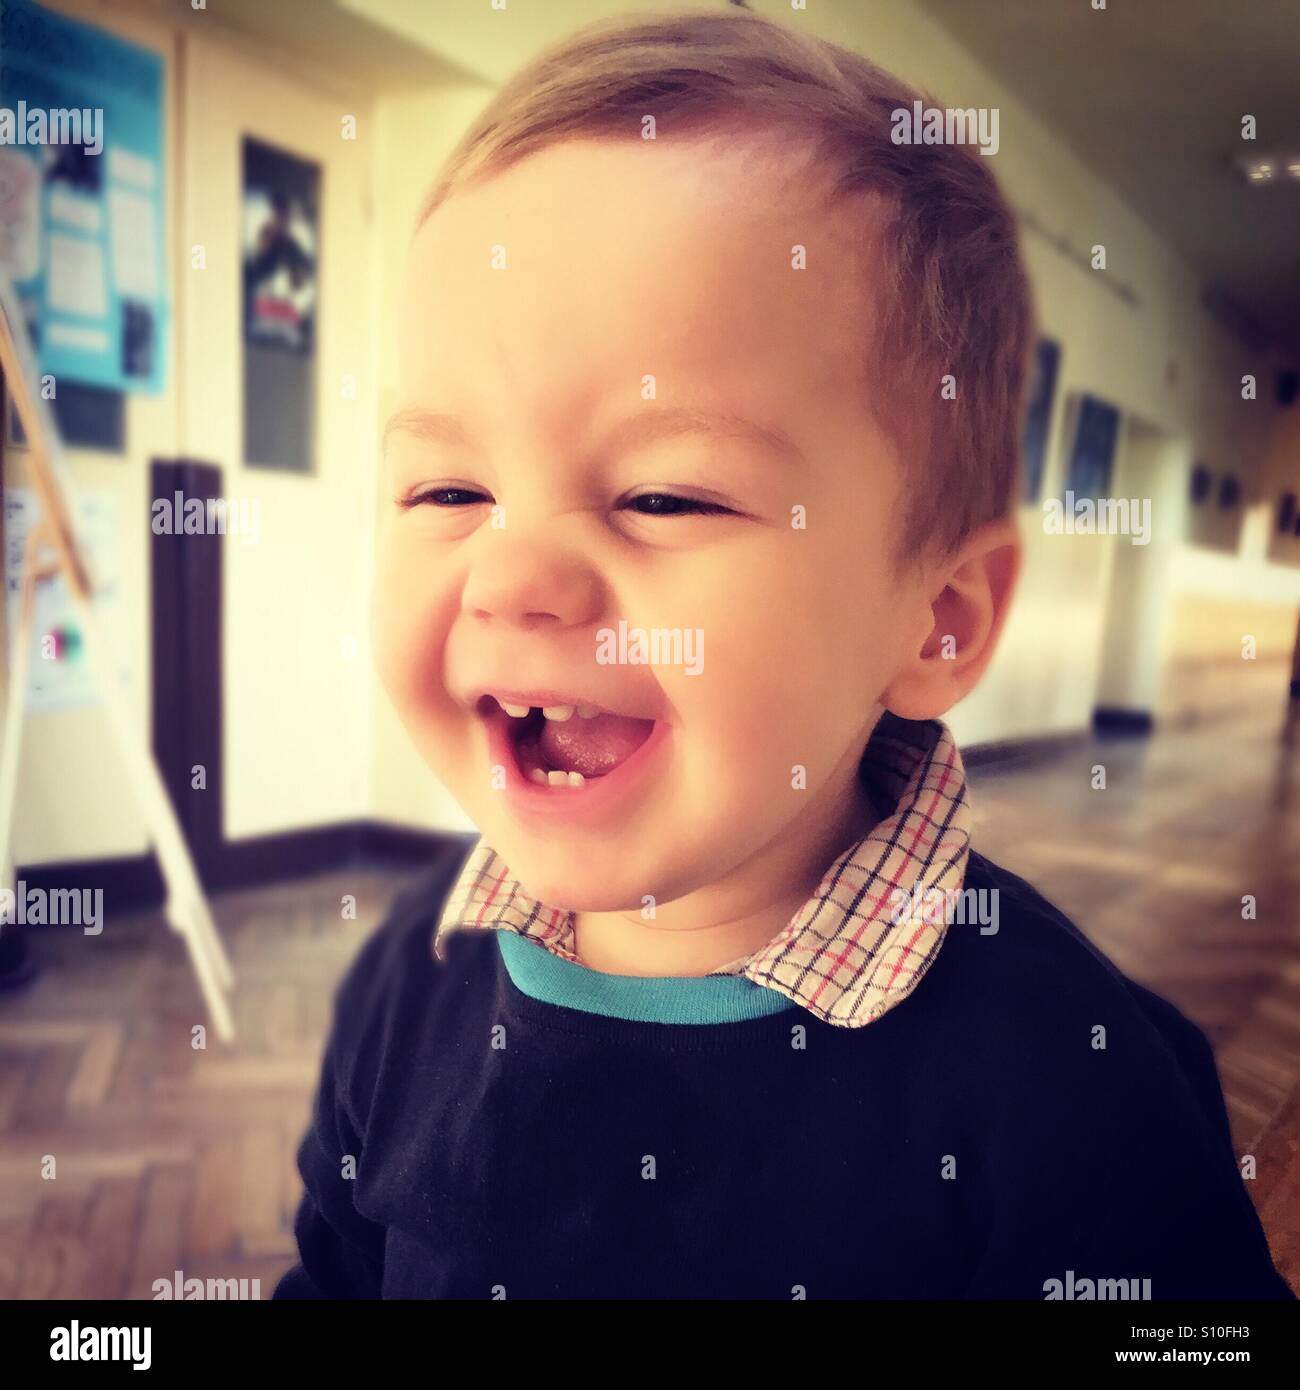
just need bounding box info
[418,8,1034,563]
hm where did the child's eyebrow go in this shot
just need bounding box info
[383,408,473,453]
[600,408,806,468]
[381,405,805,467]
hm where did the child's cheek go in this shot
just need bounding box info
[670,663,777,806]
[369,558,441,716]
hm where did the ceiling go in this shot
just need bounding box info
[159,0,480,91]
[163,0,1300,359]
[916,0,1300,360]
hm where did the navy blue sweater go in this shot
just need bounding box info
[274,842,1293,1300]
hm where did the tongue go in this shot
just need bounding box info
[538,713,655,777]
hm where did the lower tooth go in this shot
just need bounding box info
[526,765,585,788]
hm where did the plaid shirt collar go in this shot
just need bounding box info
[433,713,972,1029]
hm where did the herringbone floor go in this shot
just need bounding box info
[0,869,423,1299]
[968,700,1300,1290]
[1,703,1297,1298]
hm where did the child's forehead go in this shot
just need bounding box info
[390,135,896,507]
[401,135,876,375]
[412,131,852,264]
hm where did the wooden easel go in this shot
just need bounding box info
[0,272,235,1042]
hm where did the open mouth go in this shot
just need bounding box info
[477,695,657,789]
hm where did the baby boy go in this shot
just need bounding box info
[275,9,1292,1300]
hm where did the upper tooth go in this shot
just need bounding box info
[499,700,531,718]
[576,704,600,719]
[542,705,574,721]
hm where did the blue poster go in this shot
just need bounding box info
[1064,395,1120,503]
[0,0,167,393]
[1020,338,1059,504]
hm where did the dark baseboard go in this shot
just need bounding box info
[1092,707,1155,736]
[10,853,164,916]
[213,822,364,892]
[965,712,1156,771]
[357,820,459,865]
[963,729,1089,770]
[16,821,460,918]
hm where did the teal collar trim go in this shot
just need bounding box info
[495,929,798,1025]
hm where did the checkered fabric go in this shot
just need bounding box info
[433,712,972,1028]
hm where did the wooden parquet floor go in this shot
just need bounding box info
[0,871,427,1300]
[1,701,1297,1298]
[968,699,1300,1290]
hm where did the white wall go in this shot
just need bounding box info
[9,0,1298,862]
[7,1,379,863]
[5,3,177,866]
[178,35,374,840]
[791,0,1296,745]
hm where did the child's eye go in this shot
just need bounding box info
[622,492,734,517]
[399,487,492,509]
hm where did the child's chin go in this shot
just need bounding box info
[508,854,648,915]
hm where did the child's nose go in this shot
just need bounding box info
[460,543,603,633]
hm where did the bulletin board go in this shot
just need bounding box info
[3,485,129,711]
[0,0,168,394]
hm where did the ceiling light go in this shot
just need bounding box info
[1234,150,1300,185]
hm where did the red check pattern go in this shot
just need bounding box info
[433,712,972,1028]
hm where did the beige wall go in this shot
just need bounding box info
[9,0,1299,863]
[1263,407,1300,569]
[178,35,374,840]
[9,1,380,863]
[791,0,1293,745]
[1159,591,1300,724]
[6,2,177,865]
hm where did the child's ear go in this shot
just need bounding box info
[881,518,1020,721]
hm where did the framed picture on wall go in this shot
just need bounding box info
[1064,394,1121,501]
[241,139,320,473]
[1020,337,1060,503]
[242,140,318,354]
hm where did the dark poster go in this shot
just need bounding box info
[241,139,319,471]
[1021,337,1059,502]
